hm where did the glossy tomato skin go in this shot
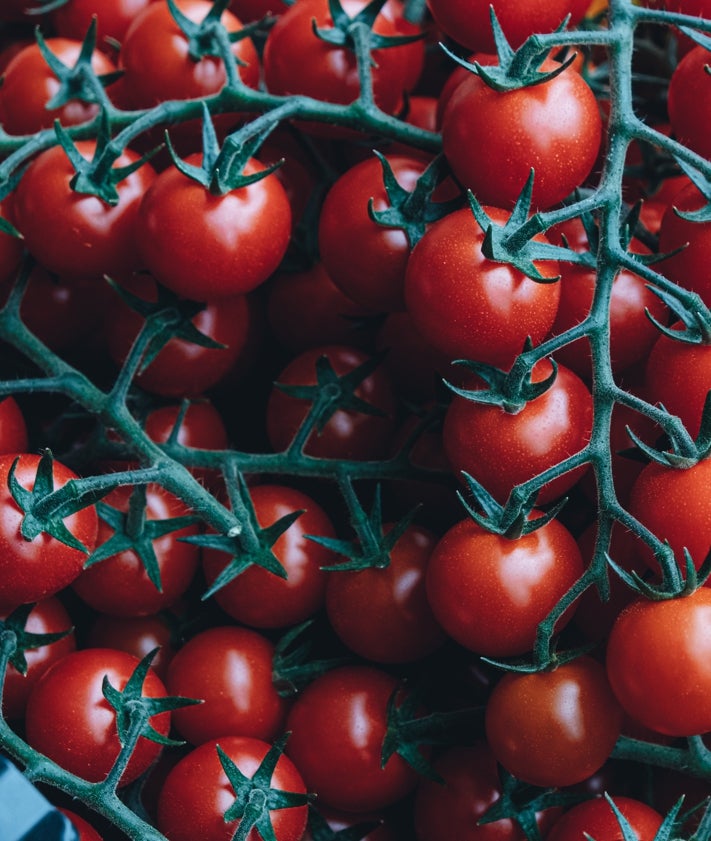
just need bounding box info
[53,0,160,47]
[443,360,593,504]
[285,665,423,812]
[425,515,583,657]
[203,484,335,629]
[71,484,200,617]
[266,345,397,460]
[25,648,171,784]
[1,596,76,721]
[668,45,711,161]
[0,39,117,135]
[441,61,602,210]
[157,736,308,841]
[404,207,561,369]
[0,453,98,609]
[326,523,447,663]
[485,656,623,787]
[544,796,663,841]
[606,589,711,737]
[0,397,28,454]
[13,142,156,280]
[86,613,177,682]
[166,626,290,746]
[136,155,291,302]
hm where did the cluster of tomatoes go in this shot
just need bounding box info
[0,0,710,839]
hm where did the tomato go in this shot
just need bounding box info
[266,345,397,460]
[12,141,156,280]
[441,60,602,210]
[545,796,663,841]
[230,0,290,21]
[606,588,711,737]
[668,45,711,162]
[25,648,171,784]
[285,665,423,812]
[157,736,308,841]
[414,743,561,841]
[326,522,447,663]
[202,484,335,628]
[0,453,98,609]
[443,359,593,504]
[303,807,399,841]
[86,613,177,681]
[53,0,160,46]
[166,625,290,746]
[0,198,23,286]
[59,809,104,841]
[426,514,583,656]
[1,596,76,721]
[0,397,27,455]
[629,457,711,579]
[404,207,561,369]
[71,484,200,617]
[0,38,117,136]
[485,656,623,787]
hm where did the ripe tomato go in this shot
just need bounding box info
[202,484,336,628]
[0,396,28,455]
[0,38,117,135]
[326,522,447,663]
[668,45,711,161]
[157,736,308,841]
[285,665,423,812]
[53,0,160,46]
[166,625,290,746]
[12,141,156,280]
[59,809,104,841]
[545,796,663,841]
[404,207,561,369]
[25,648,171,784]
[426,514,583,656]
[606,588,711,737]
[485,656,623,787]
[266,345,397,460]
[441,60,602,210]
[86,613,177,681]
[443,360,593,504]
[0,453,98,609]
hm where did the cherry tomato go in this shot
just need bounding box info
[86,613,177,682]
[0,397,27,455]
[25,648,171,784]
[157,736,308,841]
[53,0,160,46]
[545,796,663,841]
[668,45,711,162]
[303,807,399,841]
[485,656,623,787]
[59,809,104,841]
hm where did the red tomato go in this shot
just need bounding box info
[230,0,290,21]
[404,207,561,369]
[12,141,156,280]
[1,596,76,721]
[266,345,397,460]
[202,484,335,628]
[606,589,711,737]
[441,60,602,210]
[485,656,623,787]
[157,736,308,841]
[0,38,117,135]
[285,665,423,812]
[326,522,447,663]
[59,809,104,841]
[443,360,593,504]
[25,648,171,784]
[136,155,291,302]
[303,807,398,841]
[0,397,27,455]
[668,45,711,162]
[0,453,98,609]
[86,613,177,681]
[71,484,200,617]
[545,796,663,841]
[426,514,583,656]
[53,0,160,46]
[166,625,290,746]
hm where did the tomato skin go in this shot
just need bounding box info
[0,397,28,455]
[59,809,104,841]
[0,39,117,135]
[25,648,171,785]
[443,360,593,504]
[668,45,711,162]
[545,797,663,841]
[0,453,98,609]
[13,142,156,280]
[53,0,160,46]
[606,589,711,737]
[166,626,290,746]
[136,155,291,302]
[404,207,561,369]
[157,736,308,841]
[285,665,423,812]
[441,61,602,210]
[203,484,335,629]
[1,596,76,721]
[485,656,623,787]
[266,345,397,460]
[425,515,583,657]
[86,613,177,682]
[326,523,447,663]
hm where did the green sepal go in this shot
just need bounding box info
[166,0,236,62]
[25,0,70,13]
[666,154,711,223]
[0,167,28,239]
[608,542,711,600]
[1,603,73,677]
[481,643,594,675]
[679,24,711,53]
[313,0,424,52]
[644,286,711,346]
[272,620,351,698]
[306,806,380,841]
[626,391,711,464]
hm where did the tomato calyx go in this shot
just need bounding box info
[626,391,711,467]
[166,0,256,64]
[272,620,351,698]
[0,602,73,678]
[312,0,423,52]
[609,539,711,600]
[305,805,381,840]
